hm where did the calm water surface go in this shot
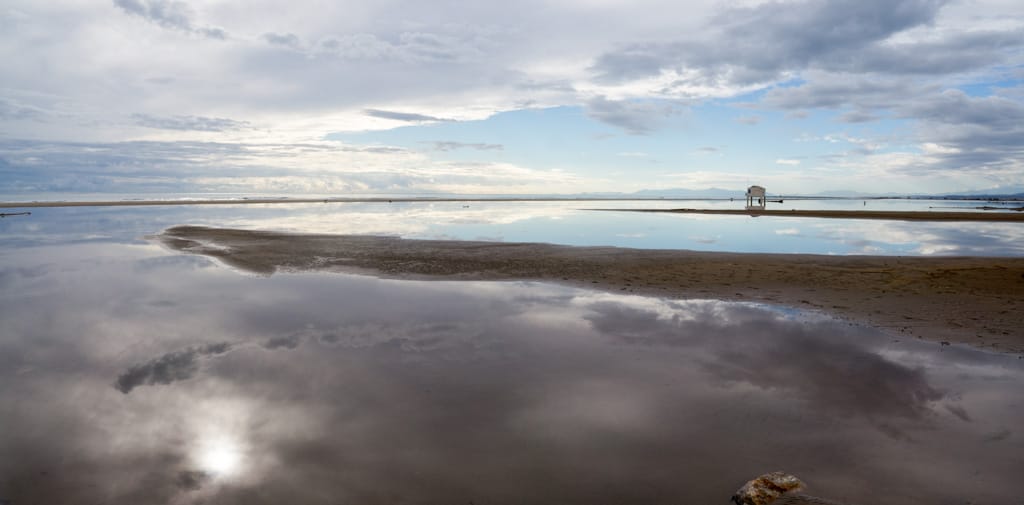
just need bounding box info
[2,200,1023,255]
[0,208,1022,504]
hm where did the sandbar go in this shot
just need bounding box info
[158,226,1024,355]
[589,207,1024,222]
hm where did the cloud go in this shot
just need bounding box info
[775,159,801,165]
[363,109,452,123]
[307,31,488,63]
[315,34,395,60]
[397,32,470,62]
[113,0,191,31]
[708,0,947,77]
[132,113,251,132]
[176,470,211,490]
[590,0,1024,95]
[423,141,503,152]
[114,342,233,394]
[196,26,227,39]
[0,138,575,195]
[262,32,301,49]
[113,0,227,39]
[762,78,1024,175]
[901,89,1024,130]
[944,404,971,422]
[2,264,1020,504]
[583,300,947,428]
[0,97,46,121]
[827,28,1024,76]
[984,429,1012,442]
[262,334,303,350]
[584,96,679,135]
[761,76,933,111]
[901,90,1024,172]
[838,110,882,123]
[0,0,1020,195]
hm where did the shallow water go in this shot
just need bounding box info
[2,200,1023,256]
[1,226,1022,504]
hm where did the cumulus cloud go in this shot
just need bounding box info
[592,0,952,86]
[829,28,1024,76]
[901,89,1024,130]
[114,342,233,393]
[901,90,1024,171]
[760,76,1024,174]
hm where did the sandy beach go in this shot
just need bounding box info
[158,225,1024,355]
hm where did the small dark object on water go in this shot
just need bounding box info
[941,341,950,346]
[0,211,31,218]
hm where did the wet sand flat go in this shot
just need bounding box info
[159,226,1024,355]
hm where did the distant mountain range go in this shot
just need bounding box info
[938,185,1024,199]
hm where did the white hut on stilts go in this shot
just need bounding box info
[745,185,766,210]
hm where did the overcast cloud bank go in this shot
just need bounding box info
[0,0,1021,195]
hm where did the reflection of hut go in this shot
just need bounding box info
[745,185,766,209]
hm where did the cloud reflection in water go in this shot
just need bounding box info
[0,243,1022,504]
[2,201,1024,256]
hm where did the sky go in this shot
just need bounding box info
[1,0,1022,196]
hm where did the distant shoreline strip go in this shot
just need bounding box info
[2,199,1023,221]
[1,197,713,209]
[586,208,1024,222]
